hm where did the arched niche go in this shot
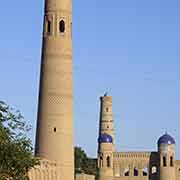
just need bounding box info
[59,20,65,33]
[142,166,148,176]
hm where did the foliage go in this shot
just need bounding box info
[0,101,39,180]
[74,146,97,176]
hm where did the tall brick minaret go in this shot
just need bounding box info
[97,93,115,180]
[35,0,74,179]
[98,93,115,148]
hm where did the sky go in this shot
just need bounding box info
[0,0,180,158]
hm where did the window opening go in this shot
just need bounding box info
[143,167,148,176]
[54,127,56,132]
[124,169,129,176]
[170,156,174,167]
[163,156,167,167]
[134,167,138,176]
[100,156,103,168]
[47,20,51,34]
[59,20,65,33]
[107,156,111,167]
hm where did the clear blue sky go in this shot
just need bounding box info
[0,0,180,158]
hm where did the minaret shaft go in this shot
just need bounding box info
[98,95,115,148]
[98,94,114,180]
[35,0,74,179]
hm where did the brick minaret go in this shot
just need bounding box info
[98,93,115,180]
[35,0,74,179]
[98,93,115,148]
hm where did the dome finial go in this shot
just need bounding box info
[104,92,108,96]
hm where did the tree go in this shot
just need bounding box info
[74,146,97,176]
[0,101,39,180]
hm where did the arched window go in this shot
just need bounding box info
[170,156,174,167]
[107,156,111,167]
[47,20,51,34]
[142,167,148,176]
[163,156,167,167]
[124,169,129,176]
[59,20,65,33]
[106,107,109,112]
[134,167,138,176]
[100,156,103,168]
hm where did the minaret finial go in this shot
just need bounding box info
[104,92,108,96]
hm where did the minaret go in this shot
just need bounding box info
[98,93,115,149]
[97,94,115,180]
[158,133,176,180]
[35,0,74,179]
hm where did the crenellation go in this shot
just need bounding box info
[114,152,151,159]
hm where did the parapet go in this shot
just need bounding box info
[113,152,152,159]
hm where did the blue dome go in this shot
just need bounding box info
[98,133,113,143]
[158,133,176,145]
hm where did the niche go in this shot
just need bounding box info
[59,20,65,33]
[134,167,138,176]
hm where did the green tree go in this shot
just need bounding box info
[0,101,39,180]
[74,146,97,176]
